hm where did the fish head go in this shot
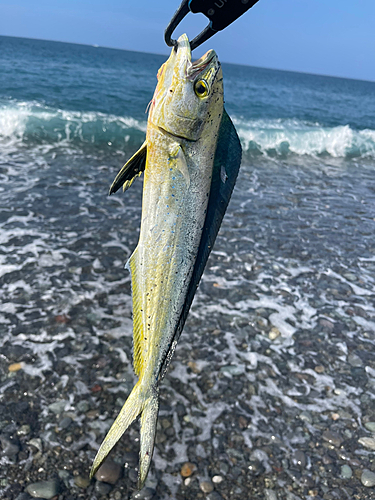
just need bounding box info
[149,34,223,141]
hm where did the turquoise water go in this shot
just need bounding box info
[1,35,375,500]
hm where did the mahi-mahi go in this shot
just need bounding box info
[90,34,242,488]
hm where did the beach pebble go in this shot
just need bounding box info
[123,451,138,468]
[298,411,313,423]
[15,493,33,500]
[133,487,156,499]
[74,475,90,488]
[322,430,343,447]
[314,365,325,374]
[358,437,375,451]
[292,450,306,468]
[48,400,68,414]
[200,480,214,493]
[361,469,375,487]
[94,460,122,484]
[28,438,42,452]
[59,416,72,429]
[8,362,23,372]
[264,489,277,500]
[364,422,375,432]
[348,353,363,367]
[300,475,314,488]
[340,465,352,479]
[26,479,61,498]
[0,434,20,457]
[212,475,223,484]
[220,364,245,376]
[17,424,31,436]
[207,493,224,500]
[94,481,112,496]
[268,327,280,340]
[180,462,197,477]
[77,401,90,413]
[319,319,334,330]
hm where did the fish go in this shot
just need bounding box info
[90,33,242,489]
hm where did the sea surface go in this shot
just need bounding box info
[1,35,375,500]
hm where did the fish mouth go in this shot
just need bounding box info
[186,49,218,80]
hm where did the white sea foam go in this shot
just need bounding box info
[0,100,147,148]
[1,99,375,159]
[233,117,375,158]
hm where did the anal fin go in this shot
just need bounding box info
[126,247,145,377]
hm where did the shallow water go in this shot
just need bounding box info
[1,36,375,500]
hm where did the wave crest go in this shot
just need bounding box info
[1,101,375,159]
[0,100,147,149]
[234,118,375,159]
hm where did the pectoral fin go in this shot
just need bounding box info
[169,144,190,187]
[109,141,147,195]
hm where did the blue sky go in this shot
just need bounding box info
[1,0,374,81]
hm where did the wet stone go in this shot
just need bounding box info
[128,469,138,483]
[361,469,375,487]
[48,400,68,414]
[322,430,343,447]
[123,451,138,468]
[220,364,245,376]
[315,365,325,374]
[77,401,90,413]
[0,434,20,457]
[28,438,42,452]
[15,493,33,500]
[340,465,352,479]
[365,422,375,433]
[94,459,123,484]
[8,362,23,372]
[200,480,214,493]
[59,416,72,429]
[264,489,277,500]
[348,353,363,367]
[358,436,375,450]
[300,475,314,488]
[269,327,280,340]
[212,475,223,484]
[181,462,197,477]
[207,493,224,500]
[74,475,90,488]
[299,411,313,423]
[364,422,375,432]
[94,481,113,496]
[292,450,306,468]
[17,424,31,436]
[133,487,156,499]
[26,479,61,499]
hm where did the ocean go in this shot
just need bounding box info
[1,35,375,500]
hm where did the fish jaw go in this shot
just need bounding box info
[149,34,222,141]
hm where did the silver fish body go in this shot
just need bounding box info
[90,34,242,488]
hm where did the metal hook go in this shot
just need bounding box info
[164,0,217,51]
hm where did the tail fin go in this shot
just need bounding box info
[90,382,159,489]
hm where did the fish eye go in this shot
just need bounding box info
[194,79,209,98]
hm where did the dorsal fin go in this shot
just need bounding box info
[109,141,147,195]
[158,109,242,379]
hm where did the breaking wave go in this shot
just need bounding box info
[234,117,375,159]
[1,100,375,159]
[0,100,147,150]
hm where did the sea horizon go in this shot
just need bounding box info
[1,33,374,84]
